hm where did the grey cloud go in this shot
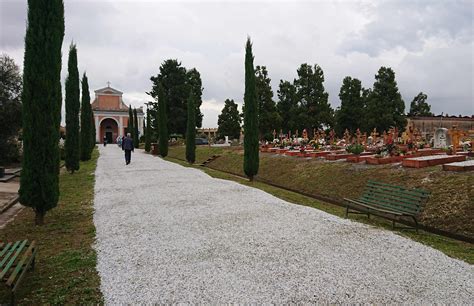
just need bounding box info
[339,0,473,56]
[1,1,472,128]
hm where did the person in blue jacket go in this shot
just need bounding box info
[121,133,134,165]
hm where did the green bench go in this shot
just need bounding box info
[0,240,37,305]
[344,180,430,231]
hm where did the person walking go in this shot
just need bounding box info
[122,133,134,165]
[103,135,107,147]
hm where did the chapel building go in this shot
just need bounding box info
[91,85,144,143]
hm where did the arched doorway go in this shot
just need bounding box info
[100,118,119,143]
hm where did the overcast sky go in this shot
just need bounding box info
[1,0,473,127]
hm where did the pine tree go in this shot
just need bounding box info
[294,63,334,131]
[19,0,65,225]
[365,67,406,132]
[144,109,151,152]
[255,65,281,140]
[217,99,241,140]
[65,43,80,173]
[80,72,92,161]
[335,76,365,136]
[277,80,298,133]
[158,84,168,157]
[128,105,134,136]
[133,108,139,148]
[243,38,259,181]
[185,92,196,163]
[408,92,433,117]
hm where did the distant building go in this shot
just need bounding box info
[197,128,218,139]
[407,115,474,138]
[91,85,144,143]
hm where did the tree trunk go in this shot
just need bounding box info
[35,211,45,225]
[248,176,254,182]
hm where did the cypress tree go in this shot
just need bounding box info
[144,109,151,152]
[243,38,259,181]
[65,43,80,173]
[133,108,139,148]
[80,72,92,161]
[19,0,65,225]
[128,105,134,136]
[185,91,196,163]
[90,110,96,151]
[158,84,168,157]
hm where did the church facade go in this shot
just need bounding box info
[91,85,144,143]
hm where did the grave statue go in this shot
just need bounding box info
[329,130,335,145]
[302,129,308,140]
[448,125,464,152]
[343,129,351,144]
[355,128,362,144]
[370,128,379,143]
[434,128,449,148]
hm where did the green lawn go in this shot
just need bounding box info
[0,149,102,304]
[166,146,474,264]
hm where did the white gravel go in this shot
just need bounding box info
[93,146,473,304]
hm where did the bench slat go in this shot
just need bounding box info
[365,183,430,201]
[0,242,13,258]
[7,241,36,290]
[361,190,423,210]
[360,195,419,215]
[345,198,405,216]
[367,180,430,197]
[0,241,21,270]
[0,240,27,280]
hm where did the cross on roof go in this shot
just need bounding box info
[106,81,111,87]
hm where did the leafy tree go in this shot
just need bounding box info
[19,0,65,225]
[148,60,203,135]
[128,105,133,135]
[365,67,406,132]
[80,72,92,161]
[277,80,298,134]
[0,54,22,163]
[217,99,241,140]
[335,76,365,136]
[294,63,334,131]
[243,38,259,181]
[144,109,151,152]
[158,84,168,157]
[65,43,80,173]
[186,68,204,128]
[408,92,433,117]
[133,108,139,148]
[255,65,281,140]
[149,60,186,135]
[185,92,196,163]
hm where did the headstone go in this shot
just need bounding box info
[433,128,449,148]
[225,136,229,144]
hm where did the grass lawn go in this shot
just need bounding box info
[0,148,102,304]
[166,146,474,264]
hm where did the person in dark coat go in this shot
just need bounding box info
[122,133,134,165]
[103,135,107,146]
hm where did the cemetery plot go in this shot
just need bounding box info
[346,154,376,163]
[442,160,474,172]
[402,155,466,168]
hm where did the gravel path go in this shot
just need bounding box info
[93,146,473,304]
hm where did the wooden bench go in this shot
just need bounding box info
[0,240,37,305]
[344,180,430,231]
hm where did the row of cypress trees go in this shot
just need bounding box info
[127,105,140,149]
[64,44,96,173]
